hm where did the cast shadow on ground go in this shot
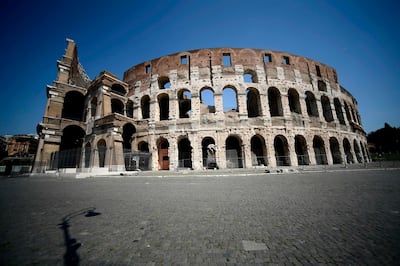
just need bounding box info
[58,207,101,266]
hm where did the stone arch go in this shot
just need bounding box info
[97,139,107,168]
[178,137,192,168]
[360,141,367,162]
[344,102,352,122]
[177,89,192,118]
[318,80,327,92]
[158,93,169,120]
[200,87,215,114]
[138,141,149,152]
[334,98,346,125]
[141,95,150,119]
[202,137,217,169]
[157,137,169,170]
[353,139,362,163]
[329,137,342,164]
[111,98,124,115]
[274,135,290,166]
[246,87,262,117]
[223,86,238,112]
[244,69,258,83]
[62,91,85,121]
[313,136,327,165]
[59,125,85,168]
[268,87,283,117]
[126,100,134,118]
[111,84,126,96]
[295,135,309,165]
[321,96,334,122]
[225,135,243,168]
[288,88,301,114]
[158,76,171,89]
[122,123,136,151]
[251,135,267,166]
[343,138,354,163]
[305,91,319,117]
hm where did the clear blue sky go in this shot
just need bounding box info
[0,0,399,135]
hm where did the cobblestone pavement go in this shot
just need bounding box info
[1,169,400,265]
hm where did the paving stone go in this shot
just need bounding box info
[0,169,400,264]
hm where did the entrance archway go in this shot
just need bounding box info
[313,136,327,165]
[157,138,169,170]
[59,125,85,168]
[274,135,290,166]
[295,135,309,165]
[329,137,342,164]
[250,135,267,166]
[178,138,192,168]
[202,137,217,169]
[226,136,243,168]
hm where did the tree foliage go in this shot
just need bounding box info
[367,123,400,153]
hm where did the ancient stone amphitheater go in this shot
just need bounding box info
[34,39,369,174]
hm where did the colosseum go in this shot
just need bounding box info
[33,39,370,174]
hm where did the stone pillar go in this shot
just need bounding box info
[307,136,317,165]
[288,135,298,167]
[266,135,276,168]
[191,134,202,170]
[324,136,333,165]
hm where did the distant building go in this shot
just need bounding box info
[0,134,38,175]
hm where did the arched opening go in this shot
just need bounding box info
[343,138,354,163]
[90,97,97,118]
[225,135,243,168]
[111,84,126,96]
[305,91,319,117]
[334,98,346,125]
[62,91,85,121]
[344,102,352,122]
[126,100,134,118]
[200,87,215,114]
[177,89,192,118]
[158,76,171,89]
[329,137,342,164]
[295,135,309,165]
[111,98,124,115]
[141,95,150,119]
[223,87,238,112]
[268,87,283,117]
[360,141,367,162]
[353,139,362,163]
[138,141,149,152]
[84,142,91,168]
[246,88,262,117]
[178,137,192,168]
[321,96,334,122]
[251,135,267,166]
[243,69,258,83]
[202,137,217,169]
[288,88,301,114]
[97,139,107,168]
[157,138,169,170]
[158,93,169,120]
[122,123,136,152]
[318,80,327,92]
[313,136,327,165]
[59,125,85,168]
[274,135,290,166]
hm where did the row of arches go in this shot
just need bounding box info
[55,124,368,171]
[60,86,361,127]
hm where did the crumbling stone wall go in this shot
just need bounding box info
[34,40,369,173]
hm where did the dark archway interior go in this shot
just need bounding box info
[226,136,243,168]
[178,138,192,168]
[62,91,85,121]
[122,123,136,151]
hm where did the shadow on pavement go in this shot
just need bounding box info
[58,207,101,266]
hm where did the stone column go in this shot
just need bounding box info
[266,135,276,168]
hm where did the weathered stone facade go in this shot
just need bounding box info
[34,39,369,174]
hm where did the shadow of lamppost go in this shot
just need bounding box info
[58,207,101,266]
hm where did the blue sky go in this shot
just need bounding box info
[0,0,399,135]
